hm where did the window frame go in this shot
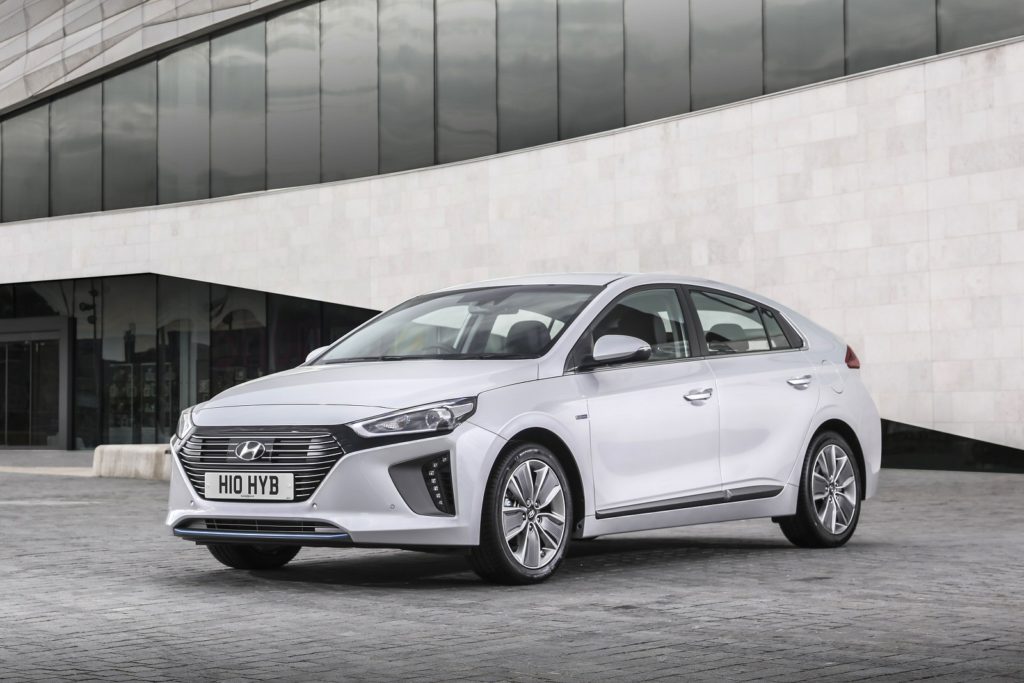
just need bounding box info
[683,286,804,358]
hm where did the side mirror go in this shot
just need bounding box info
[585,335,651,368]
[305,346,330,364]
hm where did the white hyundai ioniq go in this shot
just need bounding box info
[168,274,880,584]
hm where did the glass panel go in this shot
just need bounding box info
[74,279,103,449]
[102,275,157,444]
[496,0,557,151]
[51,85,102,216]
[0,285,13,317]
[158,42,211,203]
[14,281,72,317]
[939,0,1024,52]
[30,339,60,446]
[211,22,266,197]
[436,0,497,163]
[4,342,30,445]
[379,0,435,173]
[761,308,793,350]
[323,302,377,344]
[846,0,937,74]
[764,0,844,93]
[321,0,379,181]
[690,0,763,110]
[103,63,158,210]
[210,285,267,396]
[624,0,690,124]
[267,4,321,189]
[2,104,49,221]
[157,276,210,442]
[587,289,691,361]
[690,290,770,354]
[558,0,625,139]
[268,294,321,372]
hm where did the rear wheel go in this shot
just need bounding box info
[469,443,573,585]
[778,431,862,548]
[206,544,301,570]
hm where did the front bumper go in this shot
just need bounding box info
[166,421,506,548]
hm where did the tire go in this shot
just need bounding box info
[206,543,301,570]
[469,443,573,585]
[778,431,862,548]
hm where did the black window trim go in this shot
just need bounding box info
[684,285,805,358]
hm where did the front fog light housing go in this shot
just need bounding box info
[350,399,476,438]
[175,407,195,439]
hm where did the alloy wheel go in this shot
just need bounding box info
[501,459,567,569]
[811,443,858,534]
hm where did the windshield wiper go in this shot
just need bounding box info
[323,355,407,364]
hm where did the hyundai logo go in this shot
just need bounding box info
[234,440,267,462]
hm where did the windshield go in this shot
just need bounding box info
[316,285,599,363]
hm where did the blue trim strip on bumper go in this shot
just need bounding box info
[173,528,352,543]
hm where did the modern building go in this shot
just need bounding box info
[0,0,1022,468]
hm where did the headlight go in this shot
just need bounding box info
[175,407,195,439]
[350,398,476,438]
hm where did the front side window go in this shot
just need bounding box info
[316,285,598,363]
[690,290,771,354]
[576,288,691,365]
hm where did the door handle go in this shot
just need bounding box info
[787,375,812,389]
[684,388,713,402]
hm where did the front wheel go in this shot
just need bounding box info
[469,443,573,585]
[206,543,301,570]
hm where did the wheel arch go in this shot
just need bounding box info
[812,418,867,500]
[504,427,587,539]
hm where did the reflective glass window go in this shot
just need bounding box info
[51,85,102,216]
[268,4,321,189]
[269,294,321,373]
[436,0,497,163]
[321,0,379,181]
[157,276,210,442]
[211,22,266,197]
[764,0,844,93]
[690,0,763,110]
[323,302,377,344]
[14,281,73,317]
[158,42,211,203]
[102,275,158,443]
[496,0,557,151]
[558,0,625,139]
[103,63,158,210]
[2,104,49,221]
[624,0,690,124]
[379,0,435,173]
[0,285,12,317]
[74,279,103,449]
[938,0,1024,52]
[210,285,267,396]
[846,0,937,74]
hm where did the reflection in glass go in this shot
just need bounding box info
[158,43,210,203]
[323,302,376,344]
[2,105,49,221]
[211,285,267,396]
[847,0,936,74]
[322,0,379,181]
[74,279,103,449]
[436,0,497,163]
[157,277,210,442]
[0,285,12,317]
[938,0,1024,52]
[269,294,321,373]
[624,0,690,124]
[764,0,844,93]
[559,0,624,139]
[379,0,435,173]
[497,0,557,151]
[51,86,102,216]
[268,4,321,189]
[13,281,73,317]
[690,0,763,110]
[102,275,157,444]
[211,22,266,197]
[103,63,158,210]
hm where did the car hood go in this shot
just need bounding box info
[195,359,539,422]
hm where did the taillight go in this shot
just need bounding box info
[845,345,861,369]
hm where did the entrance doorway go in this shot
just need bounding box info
[0,318,71,449]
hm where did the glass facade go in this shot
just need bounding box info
[1,0,1024,222]
[0,275,376,448]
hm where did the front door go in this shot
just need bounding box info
[0,317,71,449]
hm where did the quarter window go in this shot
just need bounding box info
[690,290,772,355]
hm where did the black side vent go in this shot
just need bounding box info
[388,452,455,517]
[422,454,454,515]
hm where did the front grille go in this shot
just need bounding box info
[180,518,342,535]
[178,428,346,502]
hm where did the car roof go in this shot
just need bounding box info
[437,272,730,291]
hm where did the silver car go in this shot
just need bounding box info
[168,274,880,584]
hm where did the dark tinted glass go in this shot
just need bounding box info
[558,0,625,139]
[14,281,72,317]
[211,22,266,197]
[321,0,379,181]
[267,4,321,189]
[690,0,763,110]
[50,86,102,216]
[102,275,158,443]
[74,279,103,448]
[158,42,210,203]
[846,0,937,74]
[210,285,267,396]
[0,285,12,317]
[379,0,435,173]
[323,302,376,343]
[269,294,321,372]
[2,104,49,221]
[103,63,157,210]
[496,0,557,151]
[624,0,690,124]
[764,0,844,93]
[157,276,210,441]
[436,0,497,163]
[938,0,1024,52]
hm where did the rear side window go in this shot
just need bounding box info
[760,308,793,350]
[690,290,772,355]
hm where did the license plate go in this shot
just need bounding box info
[204,472,294,501]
